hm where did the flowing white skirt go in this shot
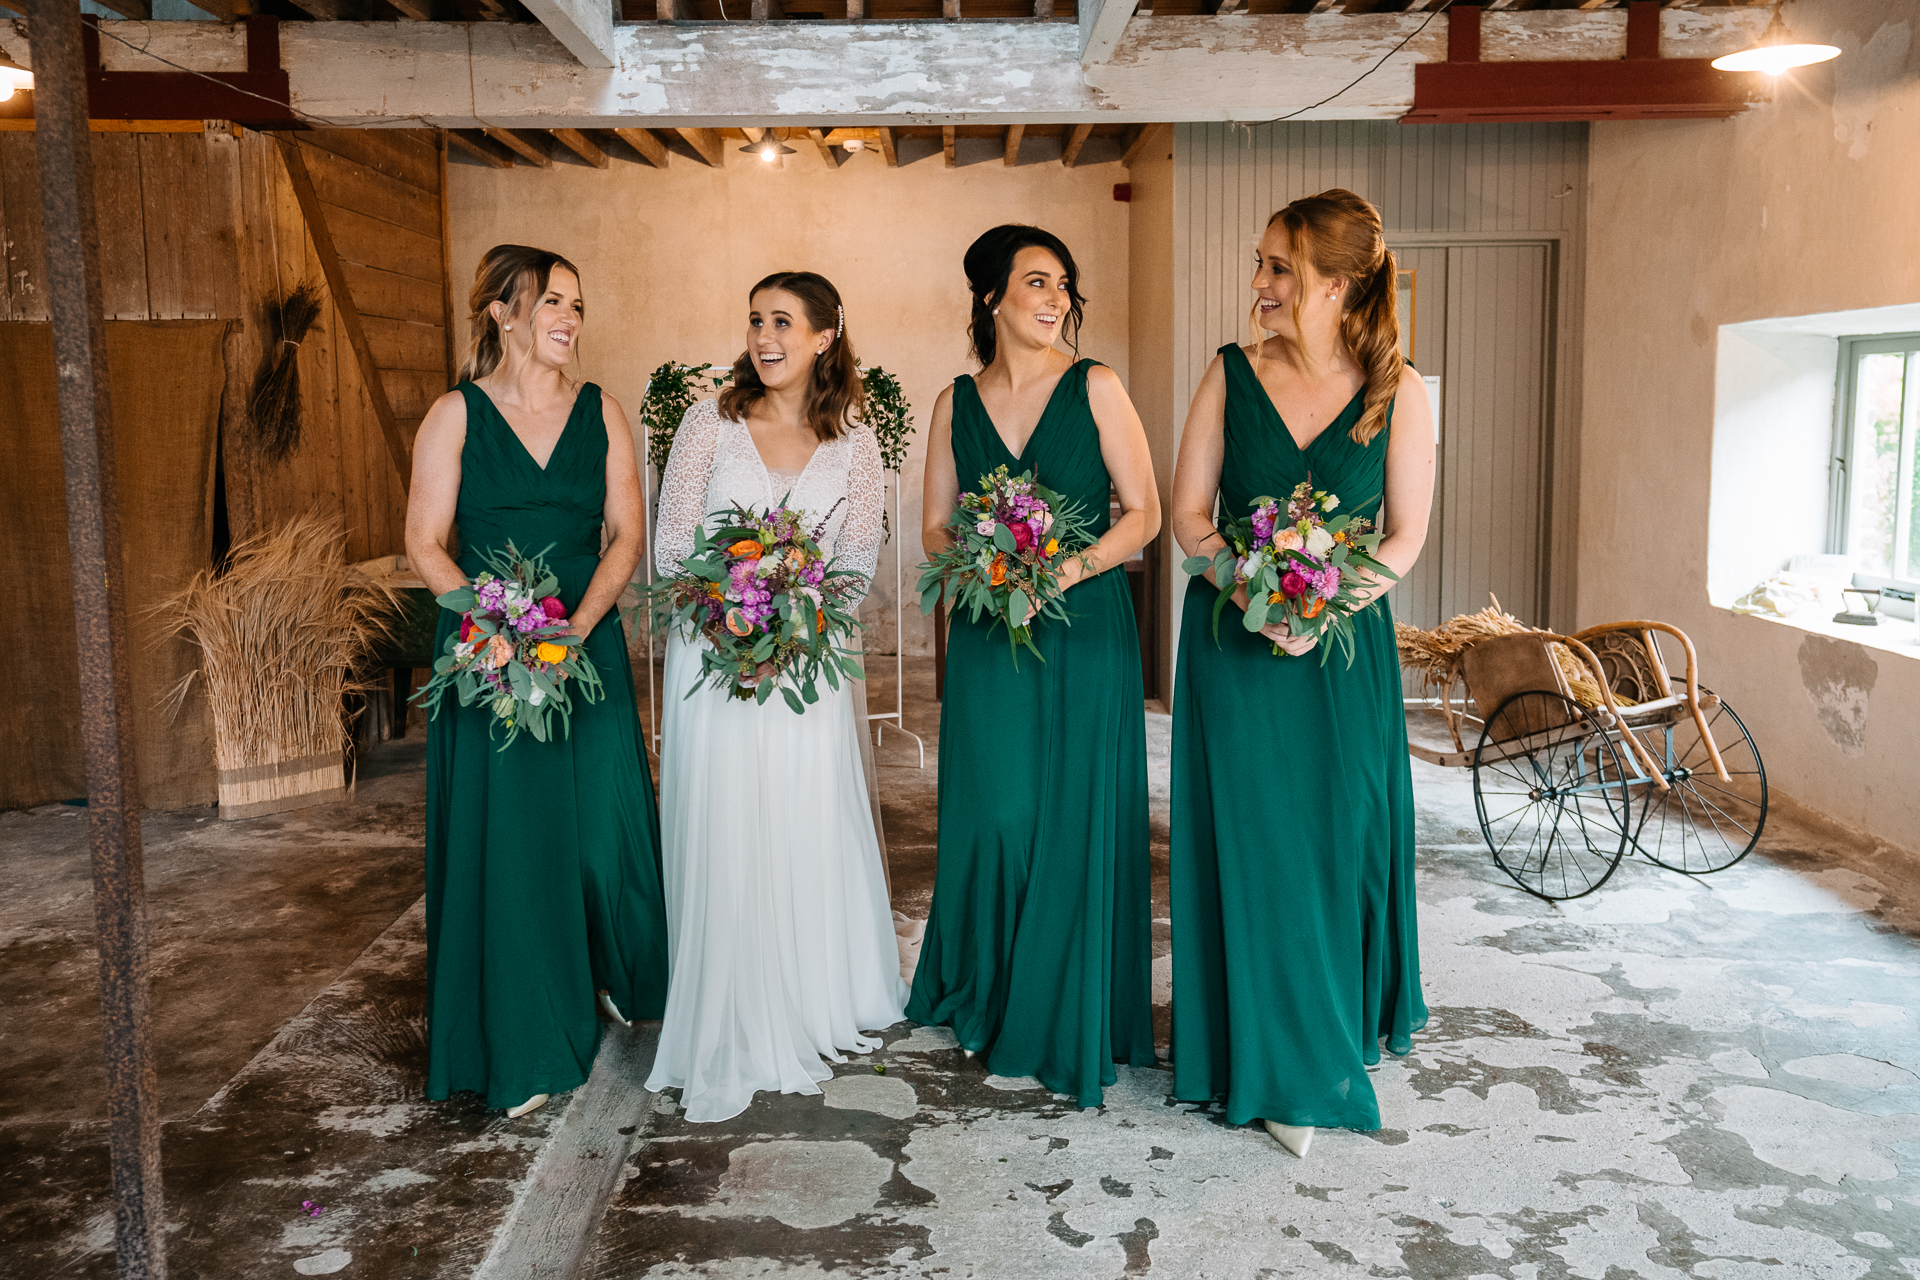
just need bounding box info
[646,630,908,1123]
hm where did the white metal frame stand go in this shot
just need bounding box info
[868,469,926,768]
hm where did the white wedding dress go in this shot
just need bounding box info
[645,397,908,1123]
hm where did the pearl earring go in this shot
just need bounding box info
[505,324,512,331]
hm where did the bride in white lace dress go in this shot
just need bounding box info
[646,271,907,1122]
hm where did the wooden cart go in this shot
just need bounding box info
[1405,621,1768,901]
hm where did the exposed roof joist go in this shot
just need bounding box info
[30,13,1774,129]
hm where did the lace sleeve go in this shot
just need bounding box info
[837,428,886,601]
[654,400,722,575]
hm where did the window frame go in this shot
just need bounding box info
[1829,331,1920,594]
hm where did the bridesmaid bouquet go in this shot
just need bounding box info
[414,543,605,749]
[650,501,868,713]
[917,464,1093,664]
[1184,480,1397,667]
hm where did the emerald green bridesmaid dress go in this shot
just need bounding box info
[906,359,1156,1106]
[1170,344,1426,1131]
[424,381,670,1109]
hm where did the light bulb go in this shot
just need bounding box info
[1712,42,1841,74]
[0,61,30,102]
[843,138,866,153]
[761,143,778,162]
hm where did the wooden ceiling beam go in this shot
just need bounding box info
[655,0,698,14]
[1061,122,1093,167]
[942,125,957,169]
[550,128,609,168]
[876,127,898,168]
[385,0,435,19]
[1032,0,1053,14]
[449,129,513,168]
[613,126,670,167]
[485,127,552,167]
[676,127,727,167]
[805,127,841,169]
[846,0,866,15]
[944,0,962,16]
[1003,124,1025,167]
[85,0,154,18]
[751,0,784,16]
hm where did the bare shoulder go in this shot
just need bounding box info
[416,388,469,445]
[933,383,955,413]
[599,388,629,420]
[1085,363,1129,399]
[1397,362,1425,393]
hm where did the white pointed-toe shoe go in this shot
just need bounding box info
[506,1092,549,1119]
[597,989,631,1029]
[1263,1120,1314,1157]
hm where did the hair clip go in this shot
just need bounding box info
[835,303,844,341]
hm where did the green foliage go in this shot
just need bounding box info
[860,365,915,473]
[640,361,733,470]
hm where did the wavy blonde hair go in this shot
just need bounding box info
[1251,189,1400,446]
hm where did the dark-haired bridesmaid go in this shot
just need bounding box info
[1169,190,1434,1156]
[407,245,670,1118]
[906,225,1161,1106]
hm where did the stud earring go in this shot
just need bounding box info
[505,324,513,331]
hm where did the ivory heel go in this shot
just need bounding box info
[1263,1120,1314,1157]
[507,1093,549,1119]
[597,989,631,1029]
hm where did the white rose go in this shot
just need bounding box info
[529,686,546,706]
[1322,494,1340,512]
[1305,526,1335,556]
[976,519,996,536]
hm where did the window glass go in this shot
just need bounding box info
[1843,344,1919,584]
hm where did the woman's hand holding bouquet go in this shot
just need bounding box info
[917,464,1094,665]
[650,501,868,714]
[413,543,604,749]
[1183,480,1398,667]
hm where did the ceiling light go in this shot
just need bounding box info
[1712,12,1840,76]
[0,51,32,104]
[739,128,798,162]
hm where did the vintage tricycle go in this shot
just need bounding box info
[1404,621,1768,901]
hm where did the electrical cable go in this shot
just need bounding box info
[1254,0,1454,127]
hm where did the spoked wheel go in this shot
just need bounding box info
[1472,690,1635,901]
[1622,695,1767,874]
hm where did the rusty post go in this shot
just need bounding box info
[28,1,168,1276]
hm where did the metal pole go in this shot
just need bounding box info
[29,3,167,1276]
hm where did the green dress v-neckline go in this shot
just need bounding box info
[1224,344,1364,459]
[466,381,586,475]
[958,359,1088,467]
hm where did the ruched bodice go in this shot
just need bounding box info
[453,381,607,589]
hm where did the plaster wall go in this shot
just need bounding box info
[1126,128,1178,700]
[447,145,1133,656]
[1583,0,1920,855]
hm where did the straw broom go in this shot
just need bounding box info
[153,514,399,806]
[247,282,325,462]
[1395,594,1606,708]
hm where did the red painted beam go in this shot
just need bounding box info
[82,16,297,127]
[1403,1,1764,125]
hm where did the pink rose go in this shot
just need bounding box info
[482,635,514,669]
[1279,570,1308,598]
[1010,521,1035,552]
[540,596,567,619]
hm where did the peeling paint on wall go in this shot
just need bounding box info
[1796,633,1878,756]
[1831,19,1912,160]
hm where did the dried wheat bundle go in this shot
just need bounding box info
[247,282,325,462]
[153,513,399,775]
[1395,595,1605,708]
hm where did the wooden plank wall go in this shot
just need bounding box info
[0,126,451,566]
[222,128,451,561]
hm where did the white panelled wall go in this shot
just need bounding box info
[1131,120,1589,699]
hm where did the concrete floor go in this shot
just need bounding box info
[4,658,1919,1278]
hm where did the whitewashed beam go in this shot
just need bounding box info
[1080,0,1140,65]
[518,0,616,69]
[57,13,1772,129]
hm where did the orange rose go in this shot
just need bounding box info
[482,635,514,669]
[1044,538,1058,557]
[725,608,752,637]
[788,548,809,571]
[989,554,1008,587]
[729,540,764,560]
[535,641,568,664]
[1303,599,1326,619]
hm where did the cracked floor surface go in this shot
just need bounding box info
[3,658,1918,1278]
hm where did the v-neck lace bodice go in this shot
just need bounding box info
[653,398,884,599]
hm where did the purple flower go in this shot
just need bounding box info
[1250,506,1275,543]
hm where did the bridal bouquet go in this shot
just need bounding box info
[650,501,868,713]
[413,543,604,749]
[917,464,1093,664]
[1183,480,1397,667]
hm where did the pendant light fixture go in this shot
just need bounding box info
[1711,10,1840,76]
[739,128,798,163]
[0,50,33,103]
